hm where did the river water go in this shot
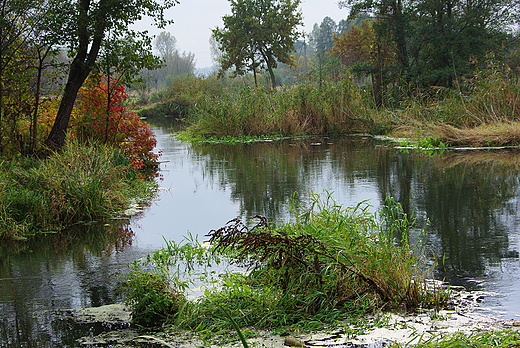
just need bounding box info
[1,125,519,347]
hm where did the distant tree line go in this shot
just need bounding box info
[141,31,196,93]
[210,0,520,108]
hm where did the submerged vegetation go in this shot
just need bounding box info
[122,195,448,336]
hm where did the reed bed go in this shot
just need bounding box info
[183,80,372,139]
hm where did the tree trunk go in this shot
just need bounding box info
[45,60,91,150]
[45,0,106,151]
[267,65,276,89]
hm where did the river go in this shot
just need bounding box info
[1,125,519,347]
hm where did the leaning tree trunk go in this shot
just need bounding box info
[45,0,106,151]
[45,61,91,150]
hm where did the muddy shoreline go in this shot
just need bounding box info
[59,287,520,348]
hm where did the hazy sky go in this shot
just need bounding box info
[134,0,348,68]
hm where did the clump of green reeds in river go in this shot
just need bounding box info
[123,194,449,339]
[0,141,156,239]
[181,79,373,139]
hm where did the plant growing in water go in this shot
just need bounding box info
[123,193,446,339]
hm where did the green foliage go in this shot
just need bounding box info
[123,193,444,336]
[338,0,514,91]
[0,141,155,238]
[46,0,180,149]
[184,79,371,139]
[395,329,520,347]
[122,270,186,326]
[137,75,224,120]
[213,0,303,88]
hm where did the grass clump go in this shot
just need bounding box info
[396,329,520,347]
[123,193,446,338]
[182,80,372,140]
[0,141,156,239]
[121,270,187,326]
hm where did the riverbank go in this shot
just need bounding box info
[0,141,157,240]
[63,285,520,347]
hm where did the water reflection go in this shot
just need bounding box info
[189,136,387,221]
[185,136,520,318]
[0,223,150,347]
[1,126,520,347]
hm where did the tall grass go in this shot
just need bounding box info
[123,193,445,337]
[0,141,155,238]
[385,61,520,146]
[183,80,372,139]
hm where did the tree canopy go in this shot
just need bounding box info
[336,0,516,88]
[213,0,303,88]
[41,0,179,150]
[330,0,517,106]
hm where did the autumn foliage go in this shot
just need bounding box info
[71,76,159,170]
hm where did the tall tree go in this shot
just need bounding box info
[338,0,516,89]
[332,19,395,106]
[213,0,303,88]
[0,0,69,155]
[153,31,195,84]
[45,0,179,150]
[409,0,514,86]
[309,17,337,55]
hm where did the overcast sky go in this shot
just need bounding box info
[134,0,349,68]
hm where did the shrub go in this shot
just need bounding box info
[122,270,186,326]
[71,75,159,171]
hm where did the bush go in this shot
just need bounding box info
[122,270,186,326]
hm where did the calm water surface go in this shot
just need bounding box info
[1,125,519,347]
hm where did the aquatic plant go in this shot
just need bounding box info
[123,193,445,337]
[122,270,187,326]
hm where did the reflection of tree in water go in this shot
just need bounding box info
[412,151,520,285]
[372,148,520,283]
[189,138,520,288]
[0,222,134,347]
[189,136,381,220]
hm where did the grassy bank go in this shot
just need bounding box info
[0,141,156,239]
[122,194,449,339]
[144,63,520,148]
[183,80,372,139]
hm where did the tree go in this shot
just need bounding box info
[45,0,179,150]
[309,17,337,56]
[155,31,177,59]
[332,19,395,106]
[408,0,514,87]
[337,0,516,90]
[213,0,303,88]
[154,32,195,80]
[0,0,70,156]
